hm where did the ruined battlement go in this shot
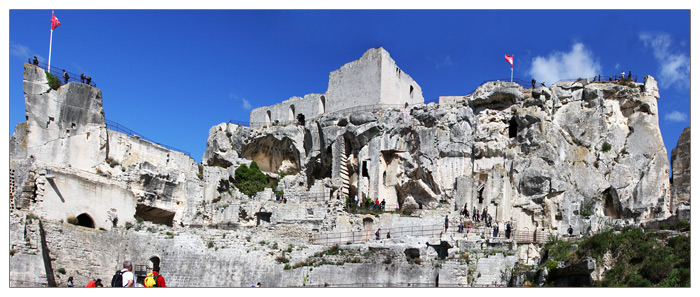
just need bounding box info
[249,47,424,127]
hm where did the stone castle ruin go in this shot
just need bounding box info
[9,47,689,287]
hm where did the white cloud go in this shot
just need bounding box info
[528,43,601,86]
[664,110,688,123]
[241,98,252,110]
[10,41,42,61]
[639,33,690,89]
[427,55,454,69]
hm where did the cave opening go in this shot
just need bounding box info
[135,204,176,227]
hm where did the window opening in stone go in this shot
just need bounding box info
[410,85,414,98]
[266,110,272,125]
[478,188,484,204]
[362,161,369,178]
[256,212,272,226]
[75,213,95,228]
[319,95,326,114]
[509,117,518,138]
[289,105,296,123]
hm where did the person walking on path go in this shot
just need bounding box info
[375,228,381,240]
[505,221,512,239]
[493,223,499,238]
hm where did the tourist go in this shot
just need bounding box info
[568,225,573,236]
[458,217,464,233]
[33,56,39,66]
[482,208,487,223]
[531,78,536,88]
[444,215,449,232]
[639,223,644,233]
[95,279,103,287]
[505,222,512,239]
[628,71,632,80]
[487,214,492,228]
[67,276,74,287]
[380,199,386,211]
[86,278,96,287]
[375,228,381,240]
[621,70,625,80]
[86,76,92,85]
[493,223,499,238]
[467,224,471,234]
[80,72,86,83]
[146,266,166,287]
[63,70,69,84]
[472,206,477,221]
[386,231,391,239]
[120,261,136,287]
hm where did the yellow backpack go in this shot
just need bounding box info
[144,272,157,287]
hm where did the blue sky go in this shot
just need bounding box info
[7,10,691,165]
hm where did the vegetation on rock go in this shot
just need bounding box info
[234,161,271,197]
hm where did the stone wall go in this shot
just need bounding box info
[250,48,424,127]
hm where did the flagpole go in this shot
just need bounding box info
[510,67,513,82]
[48,11,54,73]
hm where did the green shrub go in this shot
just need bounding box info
[275,255,290,264]
[234,162,271,197]
[57,268,66,274]
[602,142,612,152]
[45,71,61,90]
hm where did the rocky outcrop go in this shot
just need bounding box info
[670,126,690,209]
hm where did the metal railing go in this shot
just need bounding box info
[27,58,97,87]
[105,119,191,157]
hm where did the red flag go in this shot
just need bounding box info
[51,12,61,30]
[505,54,513,67]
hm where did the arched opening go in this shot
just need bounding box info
[409,85,414,98]
[508,117,518,138]
[149,256,161,272]
[76,213,95,228]
[603,187,621,219]
[363,217,374,241]
[319,95,326,114]
[289,105,296,123]
[266,110,272,125]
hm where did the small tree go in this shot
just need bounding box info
[45,71,61,90]
[234,161,271,197]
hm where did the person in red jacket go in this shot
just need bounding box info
[152,267,166,287]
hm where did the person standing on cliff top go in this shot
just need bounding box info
[80,72,86,83]
[531,78,536,88]
[62,70,69,84]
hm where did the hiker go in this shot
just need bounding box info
[505,222,512,239]
[375,228,381,240]
[67,276,75,287]
[444,215,449,232]
[531,78,536,88]
[33,56,39,65]
[115,260,135,287]
[145,267,166,287]
[568,225,573,236]
[63,70,69,84]
[80,72,86,83]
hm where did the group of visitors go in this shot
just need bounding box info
[32,56,93,86]
[67,260,165,287]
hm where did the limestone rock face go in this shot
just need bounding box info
[670,126,690,208]
[202,77,672,237]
